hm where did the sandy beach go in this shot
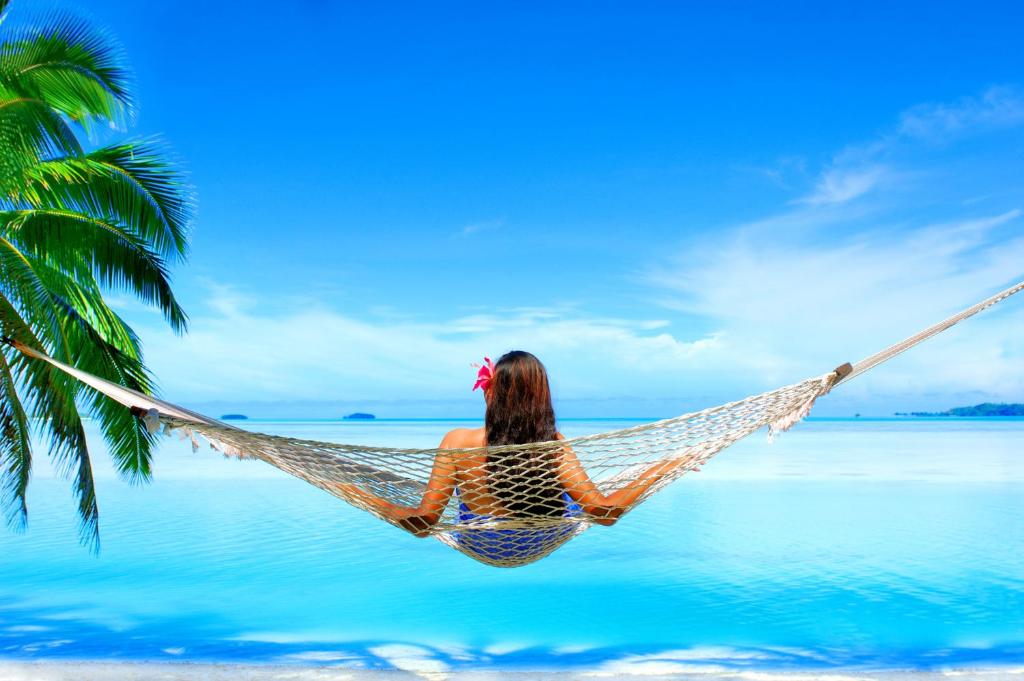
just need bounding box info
[2,662,1024,681]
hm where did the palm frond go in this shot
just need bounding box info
[44,267,142,354]
[0,313,99,549]
[0,224,156,481]
[0,254,126,545]
[0,8,132,128]
[31,262,156,480]
[0,94,82,193]
[86,140,193,258]
[0,340,32,531]
[29,369,99,550]
[0,236,100,545]
[66,331,156,482]
[2,208,187,332]
[0,232,69,353]
[0,219,157,480]
[13,140,193,260]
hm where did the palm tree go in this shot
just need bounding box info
[0,0,192,548]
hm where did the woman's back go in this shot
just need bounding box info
[442,427,508,517]
[442,424,571,519]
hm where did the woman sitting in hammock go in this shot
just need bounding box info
[338,351,692,549]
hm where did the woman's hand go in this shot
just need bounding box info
[333,484,432,537]
[398,515,434,538]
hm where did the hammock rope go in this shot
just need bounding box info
[4,279,1022,567]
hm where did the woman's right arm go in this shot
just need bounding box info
[331,431,462,537]
[554,437,694,526]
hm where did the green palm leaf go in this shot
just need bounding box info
[0,0,193,548]
[0,8,131,127]
[0,93,82,193]
[0,346,31,530]
[12,140,193,259]
[0,279,102,546]
[33,262,156,480]
[1,329,99,548]
[0,233,67,349]
[2,208,187,332]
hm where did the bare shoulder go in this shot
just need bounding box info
[553,431,580,467]
[440,426,487,450]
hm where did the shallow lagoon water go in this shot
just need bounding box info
[1,418,1022,673]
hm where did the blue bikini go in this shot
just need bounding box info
[452,489,583,562]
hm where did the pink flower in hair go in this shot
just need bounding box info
[472,357,496,392]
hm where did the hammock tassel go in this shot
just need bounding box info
[766,362,852,441]
[142,408,162,434]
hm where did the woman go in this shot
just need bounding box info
[339,351,691,541]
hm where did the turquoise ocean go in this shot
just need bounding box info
[1,417,1022,673]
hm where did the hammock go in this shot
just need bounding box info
[5,279,1023,567]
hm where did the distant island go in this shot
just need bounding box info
[343,412,376,420]
[895,403,1024,417]
[221,414,249,420]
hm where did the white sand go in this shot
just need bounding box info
[2,661,1024,681]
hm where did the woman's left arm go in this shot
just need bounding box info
[335,438,459,537]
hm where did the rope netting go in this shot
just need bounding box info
[6,278,1023,567]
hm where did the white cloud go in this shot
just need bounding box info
[898,85,1024,141]
[482,641,531,655]
[795,86,1024,207]
[650,86,1024,412]
[651,209,1024,405]
[367,644,448,679]
[280,650,361,662]
[456,217,504,237]
[131,286,725,403]
[587,647,788,676]
[797,166,887,205]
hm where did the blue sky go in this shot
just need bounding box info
[50,1,1024,416]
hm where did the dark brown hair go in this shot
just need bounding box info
[484,351,563,517]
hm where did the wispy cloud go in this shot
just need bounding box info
[794,86,1024,207]
[652,87,1024,410]
[797,166,888,205]
[131,286,724,404]
[737,156,809,190]
[651,210,1023,391]
[898,85,1024,141]
[456,217,504,237]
